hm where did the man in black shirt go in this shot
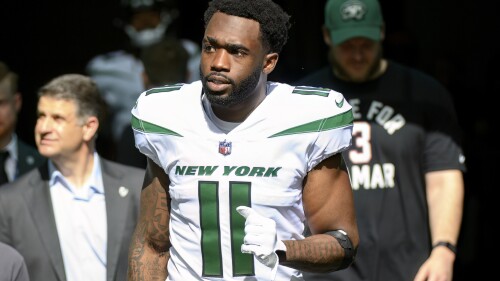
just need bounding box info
[297,0,465,280]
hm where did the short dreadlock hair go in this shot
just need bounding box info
[204,0,291,54]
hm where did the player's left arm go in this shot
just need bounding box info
[283,153,359,272]
[414,169,464,281]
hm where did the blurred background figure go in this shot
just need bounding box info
[140,38,190,89]
[0,61,44,186]
[115,37,189,168]
[297,0,465,280]
[86,0,200,153]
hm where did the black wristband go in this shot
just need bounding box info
[432,241,457,254]
[325,230,356,270]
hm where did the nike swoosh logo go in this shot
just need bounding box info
[335,97,344,108]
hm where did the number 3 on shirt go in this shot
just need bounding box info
[349,122,372,164]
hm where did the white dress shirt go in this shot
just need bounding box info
[49,152,107,281]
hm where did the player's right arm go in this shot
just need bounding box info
[128,158,171,281]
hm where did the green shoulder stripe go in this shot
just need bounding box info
[145,83,184,96]
[292,86,331,97]
[269,110,353,138]
[131,115,183,137]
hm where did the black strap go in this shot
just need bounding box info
[325,230,356,270]
[432,241,457,254]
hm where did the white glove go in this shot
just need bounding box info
[236,206,286,269]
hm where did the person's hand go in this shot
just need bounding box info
[413,246,455,281]
[236,206,286,268]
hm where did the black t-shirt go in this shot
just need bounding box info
[297,61,466,281]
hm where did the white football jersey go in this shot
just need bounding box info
[132,81,353,280]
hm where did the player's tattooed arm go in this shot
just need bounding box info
[284,154,358,272]
[280,234,345,272]
[128,158,171,281]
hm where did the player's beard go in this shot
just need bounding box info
[330,45,383,82]
[201,65,261,107]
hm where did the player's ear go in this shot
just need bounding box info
[380,23,386,41]
[13,92,22,113]
[322,25,333,47]
[262,52,279,75]
[142,71,150,89]
[82,116,99,142]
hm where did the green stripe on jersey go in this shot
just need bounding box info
[131,115,183,136]
[199,181,254,277]
[229,182,254,276]
[199,182,223,277]
[292,86,331,97]
[269,110,353,138]
[145,83,183,96]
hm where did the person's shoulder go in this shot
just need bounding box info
[0,242,28,272]
[271,81,342,100]
[388,60,452,103]
[389,60,446,87]
[98,159,144,199]
[99,158,145,189]
[263,83,352,141]
[269,82,350,115]
[0,242,24,261]
[0,242,29,281]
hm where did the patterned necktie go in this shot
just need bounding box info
[0,150,10,185]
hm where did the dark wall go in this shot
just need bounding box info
[0,0,494,278]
